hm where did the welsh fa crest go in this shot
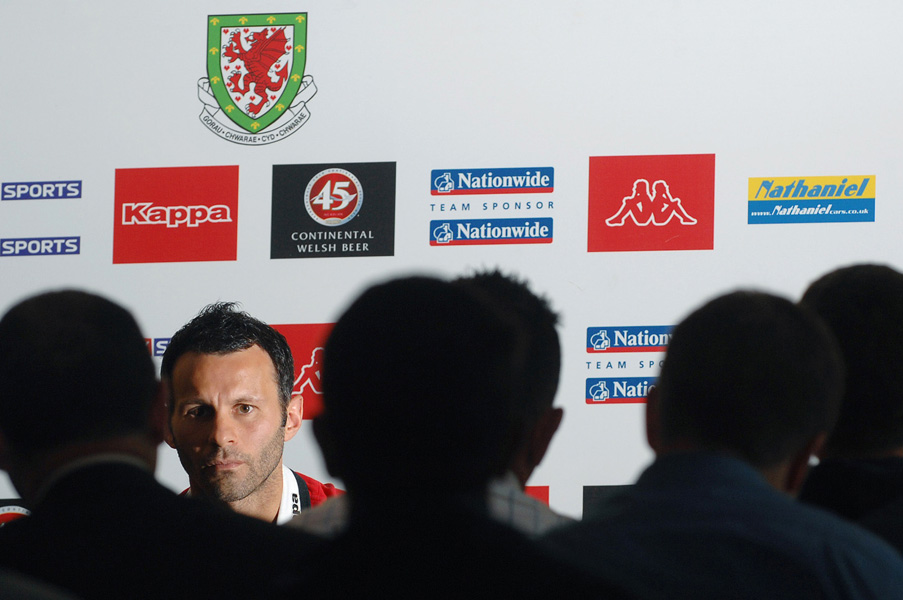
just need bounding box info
[197,13,317,145]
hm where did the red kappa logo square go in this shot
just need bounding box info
[113,166,239,264]
[272,323,333,420]
[587,154,715,252]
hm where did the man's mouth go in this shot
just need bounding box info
[202,459,244,471]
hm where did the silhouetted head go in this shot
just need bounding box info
[0,290,156,460]
[453,269,560,423]
[161,302,294,414]
[801,264,903,457]
[654,291,844,469]
[316,276,526,498]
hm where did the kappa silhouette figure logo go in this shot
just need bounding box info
[292,347,324,398]
[605,179,697,227]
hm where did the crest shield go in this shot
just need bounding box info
[206,13,307,133]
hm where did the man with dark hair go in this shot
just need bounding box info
[294,276,627,597]
[798,264,903,548]
[292,270,572,536]
[0,291,318,599]
[162,302,339,523]
[545,291,903,599]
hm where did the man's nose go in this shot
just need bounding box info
[211,412,237,446]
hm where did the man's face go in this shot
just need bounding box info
[166,345,301,503]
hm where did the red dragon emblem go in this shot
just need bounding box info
[221,27,291,118]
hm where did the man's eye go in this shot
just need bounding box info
[186,406,211,418]
[237,405,254,415]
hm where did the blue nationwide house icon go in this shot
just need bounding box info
[434,172,454,193]
[590,330,611,350]
[433,222,453,244]
[589,381,610,402]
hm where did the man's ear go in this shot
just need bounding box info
[283,395,303,442]
[528,407,563,469]
[149,381,169,447]
[645,385,662,454]
[784,432,827,496]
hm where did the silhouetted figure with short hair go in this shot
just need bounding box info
[293,276,629,598]
[798,264,903,551]
[545,291,903,599]
[0,291,319,600]
[291,270,573,536]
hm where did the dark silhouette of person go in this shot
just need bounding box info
[0,290,319,600]
[545,291,903,599]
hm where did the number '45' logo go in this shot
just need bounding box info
[304,168,363,227]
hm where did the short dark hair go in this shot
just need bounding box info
[453,269,561,422]
[0,290,157,458]
[319,276,526,496]
[161,302,293,411]
[801,264,903,455]
[657,291,844,469]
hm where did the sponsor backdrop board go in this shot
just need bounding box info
[1,1,901,519]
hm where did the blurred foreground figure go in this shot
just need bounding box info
[291,276,630,598]
[799,264,903,551]
[545,291,903,600]
[292,270,572,536]
[0,291,317,600]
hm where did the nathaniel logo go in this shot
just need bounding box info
[144,338,171,357]
[588,154,715,252]
[271,162,396,259]
[113,166,238,264]
[748,175,875,224]
[2,180,81,200]
[587,326,672,353]
[431,168,554,195]
[198,13,317,145]
[272,323,332,419]
[586,377,655,404]
[430,218,552,246]
[0,237,80,257]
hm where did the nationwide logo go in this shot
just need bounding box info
[430,218,553,246]
[0,237,80,257]
[144,337,171,357]
[2,180,81,200]
[198,13,317,145]
[588,154,715,252]
[586,377,655,404]
[271,162,396,259]
[273,323,332,419]
[748,175,875,224]
[431,168,554,195]
[113,166,238,264]
[587,326,672,353]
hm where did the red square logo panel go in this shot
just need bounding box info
[273,323,333,420]
[587,154,715,252]
[113,166,239,264]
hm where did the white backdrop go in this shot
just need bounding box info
[2,1,901,518]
